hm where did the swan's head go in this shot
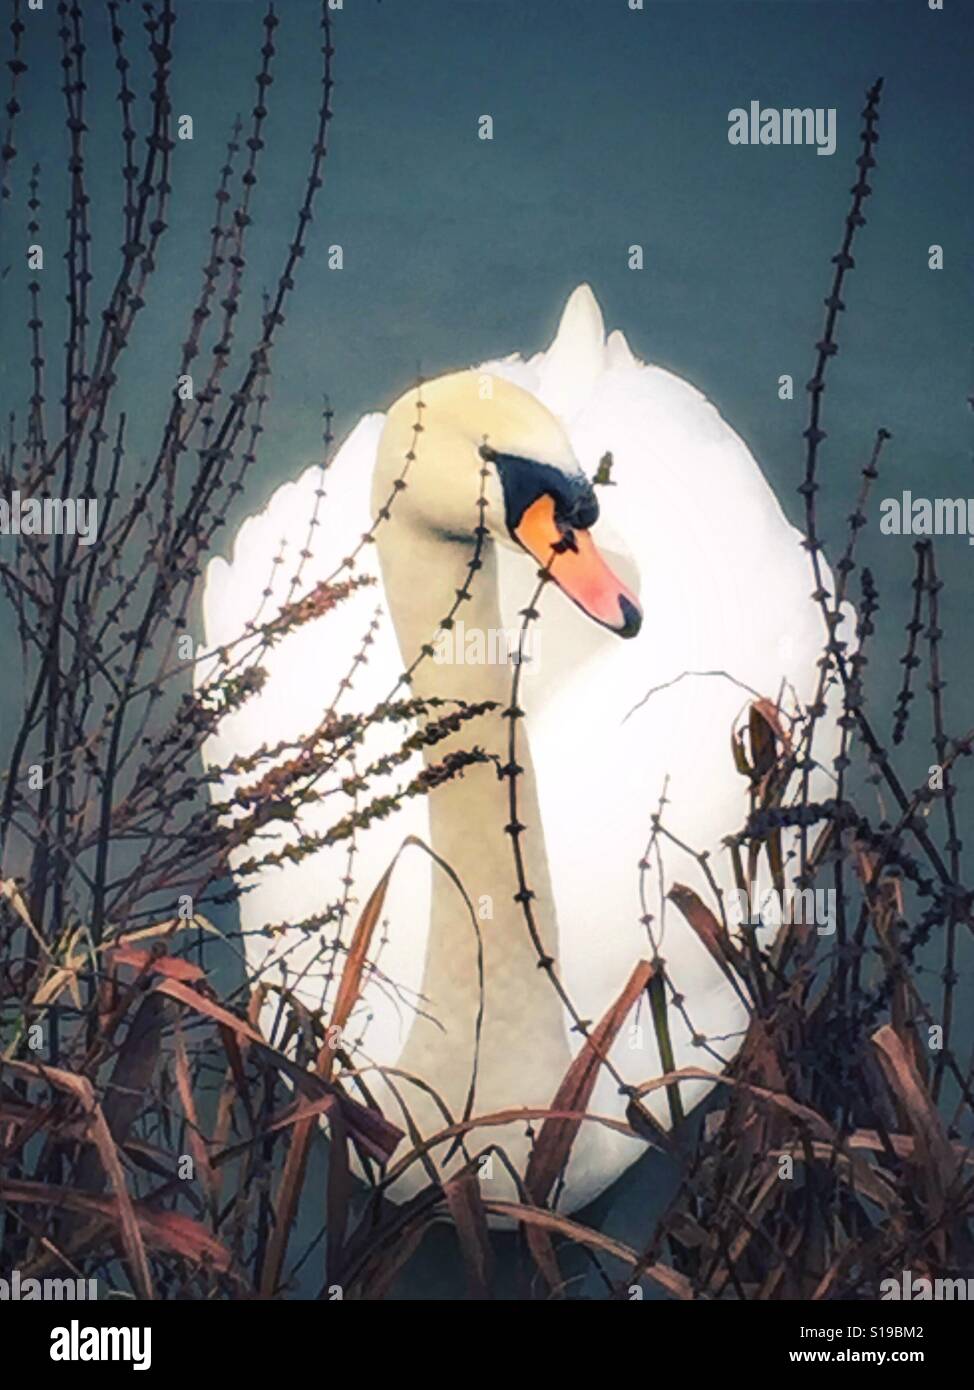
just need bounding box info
[374,370,642,638]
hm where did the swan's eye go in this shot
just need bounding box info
[556,488,599,532]
[487,448,599,537]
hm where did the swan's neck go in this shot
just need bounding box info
[376,524,571,1117]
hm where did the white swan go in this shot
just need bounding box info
[200,285,841,1214]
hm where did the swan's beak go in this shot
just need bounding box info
[514,495,642,638]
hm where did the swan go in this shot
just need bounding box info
[200,285,842,1214]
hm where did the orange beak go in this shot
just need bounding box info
[514,495,642,637]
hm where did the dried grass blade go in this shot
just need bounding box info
[262,853,398,1297]
[871,1024,954,1186]
[0,1178,234,1275]
[443,1168,494,1299]
[526,959,654,1206]
[484,1199,693,1300]
[667,884,750,1004]
[173,1018,216,1204]
[1,1061,154,1298]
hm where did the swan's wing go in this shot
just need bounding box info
[484,289,850,1202]
[198,414,432,1073]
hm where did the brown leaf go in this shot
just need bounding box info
[154,978,401,1161]
[770,1142,900,1212]
[483,1200,693,1300]
[667,884,749,1001]
[870,1024,954,1194]
[2,1060,154,1299]
[631,1066,835,1140]
[0,1178,234,1274]
[749,699,779,780]
[521,961,655,1291]
[325,1106,350,1288]
[358,1218,432,1301]
[526,960,655,1207]
[261,852,400,1298]
[111,945,206,982]
[443,1169,494,1299]
[173,1019,216,1202]
[751,697,792,754]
